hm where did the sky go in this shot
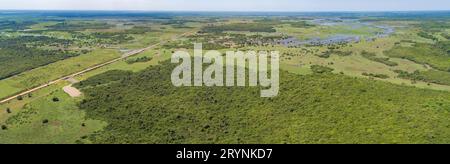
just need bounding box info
[0,0,449,12]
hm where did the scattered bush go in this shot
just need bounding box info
[362,72,390,79]
[311,65,334,74]
[126,56,152,64]
[361,51,398,67]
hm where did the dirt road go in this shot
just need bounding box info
[0,30,195,104]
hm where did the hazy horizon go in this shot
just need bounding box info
[0,0,449,12]
[1,9,450,12]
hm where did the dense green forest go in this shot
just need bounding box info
[0,36,81,79]
[75,61,450,144]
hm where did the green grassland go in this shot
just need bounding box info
[0,83,106,144]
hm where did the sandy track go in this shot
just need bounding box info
[63,85,82,97]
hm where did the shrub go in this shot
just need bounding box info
[311,65,334,74]
[52,97,60,102]
[126,56,152,64]
[361,51,398,67]
[362,72,390,79]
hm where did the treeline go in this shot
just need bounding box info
[163,41,228,50]
[0,21,36,31]
[311,65,334,74]
[201,23,277,33]
[419,21,450,33]
[91,32,134,44]
[70,26,156,45]
[46,21,113,32]
[286,21,316,28]
[362,72,390,79]
[395,70,450,85]
[361,51,398,67]
[169,33,285,50]
[254,19,316,28]
[0,46,80,79]
[0,36,81,79]
[318,50,353,58]
[0,36,73,48]
[126,56,152,64]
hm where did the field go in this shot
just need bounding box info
[0,11,450,144]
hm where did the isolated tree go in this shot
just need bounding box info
[1,125,7,130]
[43,119,49,124]
[52,97,60,102]
[6,108,11,114]
[17,96,23,101]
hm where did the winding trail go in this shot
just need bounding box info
[0,30,195,104]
